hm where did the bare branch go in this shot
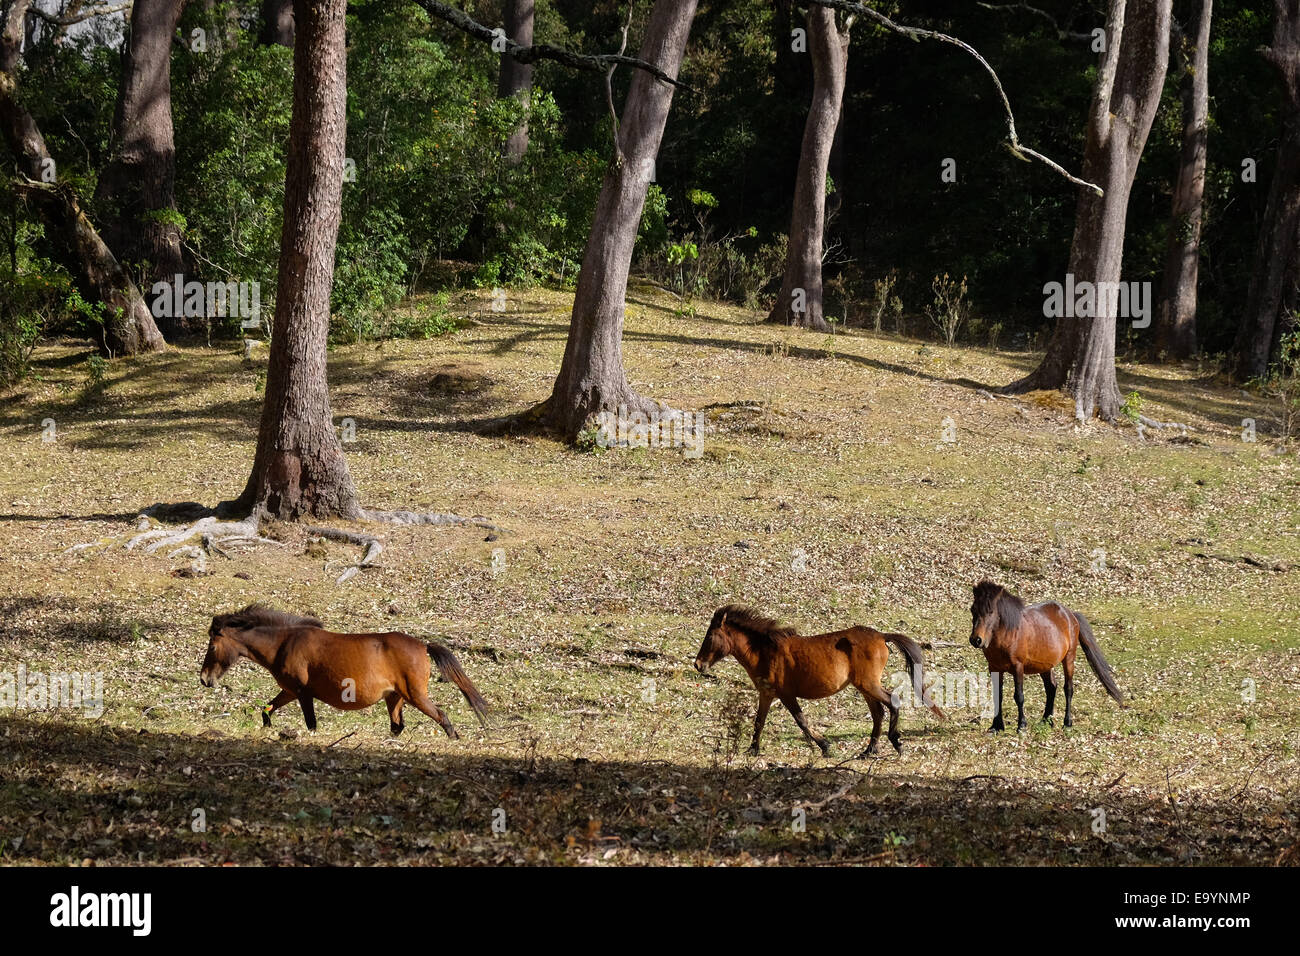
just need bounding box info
[412,0,692,91]
[807,0,1104,196]
[976,3,1094,41]
[605,3,634,165]
[29,1,131,27]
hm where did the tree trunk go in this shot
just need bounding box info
[1234,0,1300,381]
[228,0,359,520]
[538,0,697,440]
[260,0,295,47]
[95,0,187,336]
[1156,0,1211,360]
[766,6,849,330]
[0,0,165,356]
[497,0,534,165]
[1006,0,1172,421]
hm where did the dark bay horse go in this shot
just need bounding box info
[969,580,1123,732]
[200,604,488,737]
[694,605,944,758]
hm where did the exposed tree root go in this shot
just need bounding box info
[67,501,504,584]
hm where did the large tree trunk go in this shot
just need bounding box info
[537,0,697,440]
[1156,0,1212,359]
[95,0,187,336]
[1234,0,1300,381]
[766,5,849,330]
[227,0,359,520]
[260,0,295,47]
[1007,0,1172,421]
[0,0,165,356]
[497,0,534,165]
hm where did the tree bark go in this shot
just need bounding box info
[1234,0,1300,381]
[1156,0,1211,359]
[497,0,534,165]
[228,0,359,520]
[1006,0,1172,421]
[766,5,849,330]
[537,0,697,440]
[95,0,187,336]
[0,0,166,356]
[260,0,295,47]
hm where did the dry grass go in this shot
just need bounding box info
[1,282,1297,865]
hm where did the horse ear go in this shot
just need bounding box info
[720,611,728,627]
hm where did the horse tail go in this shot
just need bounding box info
[428,643,490,727]
[1074,613,1125,706]
[884,632,946,719]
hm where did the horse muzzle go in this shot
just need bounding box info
[969,635,983,648]
[693,658,708,674]
[199,672,215,687]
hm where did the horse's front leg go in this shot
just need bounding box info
[1012,668,1027,733]
[263,689,298,727]
[988,671,1005,732]
[782,696,831,757]
[749,691,774,756]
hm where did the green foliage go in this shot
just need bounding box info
[1121,390,1144,425]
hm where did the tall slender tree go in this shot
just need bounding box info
[95,0,187,335]
[0,0,166,356]
[767,4,851,330]
[1234,0,1300,381]
[227,0,359,519]
[497,0,534,165]
[1006,0,1172,421]
[1156,0,1212,359]
[532,0,698,439]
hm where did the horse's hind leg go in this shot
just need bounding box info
[410,692,459,740]
[1040,671,1057,724]
[263,689,297,727]
[1062,653,1076,727]
[781,696,830,757]
[859,682,902,754]
[858,697,885,758]
[385,693,406,736]
[299,693,317,732]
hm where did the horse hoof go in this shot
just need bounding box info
[891,738,903,753]
[390,722,404,736]
[1040,717,1054,727]
[988,725,1003,734]
[746,745,760,757]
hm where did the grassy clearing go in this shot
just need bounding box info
[1,284,1298,865]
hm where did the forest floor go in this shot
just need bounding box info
[1,282,1298,866]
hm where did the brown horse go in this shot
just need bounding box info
[969,580,1123,732]
[694,605,944,758]
[199,604,488,737]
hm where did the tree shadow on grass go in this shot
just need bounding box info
[0,716,1290,865]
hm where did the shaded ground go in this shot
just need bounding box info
[1,284,1298,865]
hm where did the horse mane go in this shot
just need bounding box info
[230,603,323,630]
[973,580,1023,632]
[711,604,799,646]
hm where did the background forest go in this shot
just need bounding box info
[0,0,1283,374]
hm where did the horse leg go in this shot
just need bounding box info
[299,693,317,732]
[781,696,830,756]
[1062,654,1076,727]
[860,682,903,754]
[988,671,1005,732]
[859,697,885,758]
[385,693,406,736]
[410,692,459,740]
[749,691,774,756]
[1040,670,1057,725]
[262,689,297,727]
[1012,667,1027,733]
